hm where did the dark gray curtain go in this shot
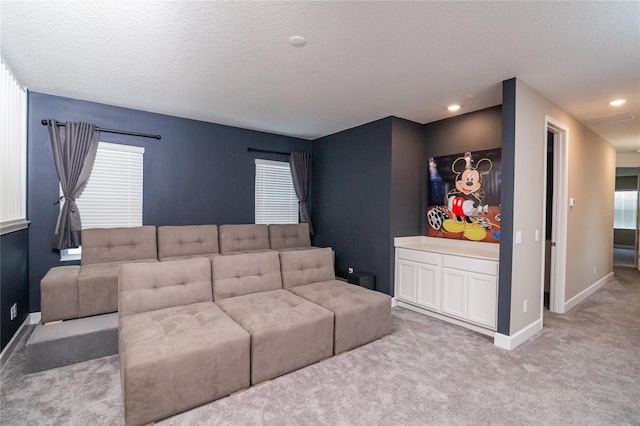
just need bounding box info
[47,120,99,250]
[289,151,313,235]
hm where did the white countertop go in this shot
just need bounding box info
[394,236,499,261]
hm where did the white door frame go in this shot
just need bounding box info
[543,116,569,314]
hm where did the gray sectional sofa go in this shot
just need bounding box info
[118,248,391,426]
[40,223,315,323]
[41,226,159,322]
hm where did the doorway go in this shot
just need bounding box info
[542,116,569,314]
[543,130,554,309]
[613,169,639,269]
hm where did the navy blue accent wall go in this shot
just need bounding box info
[312,118,394,294]
[390,118,426,291]
[312,117,424,296]
[498,79,516,335]
[27,92,311,312]
[423,105,502,155]
[1,228,30,351]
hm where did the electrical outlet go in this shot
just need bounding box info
[348,267,354,274]
[10,303,17,320]
[523,300,528,313]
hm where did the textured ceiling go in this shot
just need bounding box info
[1,1,639,150]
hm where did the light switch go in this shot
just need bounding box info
[569,198,576,207]
[535,229,540,242]
[515,231,522,245]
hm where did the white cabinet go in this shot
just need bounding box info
[467,272,498,328]
[395,243,498,332]
[416,263,439,311]
[396,259,418,302]
[441,268,467,318]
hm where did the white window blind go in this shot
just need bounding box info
[614,190,638,230]
[61,142,144,260]
[0,58,28,234]
[255,159,298,224]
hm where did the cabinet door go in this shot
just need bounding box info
[416,263,439,310]
[396,259,418,303]
[441,268,467,319]
[467,273,497,329]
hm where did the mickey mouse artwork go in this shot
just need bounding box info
[426,149,501,243]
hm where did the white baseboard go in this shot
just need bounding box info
[494,318,542,350]
[0,312,42,368]
[0,312,41,368]
[564,272,614,312]
[391,297,398,307]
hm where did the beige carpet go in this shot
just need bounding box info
[1,267,639,425]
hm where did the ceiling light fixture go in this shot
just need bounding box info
[448,105,461,112]
[289,36,306,47]
[609,99,626,106]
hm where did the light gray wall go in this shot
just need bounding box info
[509,79,615,334]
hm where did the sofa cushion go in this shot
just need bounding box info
[40,266,81,323]
[268,223,311,250]
[157,225,219,261]
[279,247,335,289]
[218,224,270,255]
[119,302,250,426]
[81,226,157,265]
[77,260,156,318]
[216,289,333,385]
[289,280,392,354]
[212,251,282,301]
[119,258,212,318]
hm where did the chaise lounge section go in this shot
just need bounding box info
[280,247,392,354]
[212,251,334,384]
[40,226,158,323]
[116,247,392,425]
[118,258,250,426]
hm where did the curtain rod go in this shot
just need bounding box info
[42,119,162,140]
[247,148,289,156]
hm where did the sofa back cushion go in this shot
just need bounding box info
[157,225,219,260]
[268,223,311,249]
[119,258,212,317]
[218,224,270,254]
[279,247,335,289]
[212,251,282,301]
[81,226,157,265]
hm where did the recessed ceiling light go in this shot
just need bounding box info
[609,99,626,106]
[448,105,461,112]
[289,36,306,47]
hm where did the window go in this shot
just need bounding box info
[61,142,144,260]
[255,159,298,224]
[0,58,28,235]
[614,190,638,230]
